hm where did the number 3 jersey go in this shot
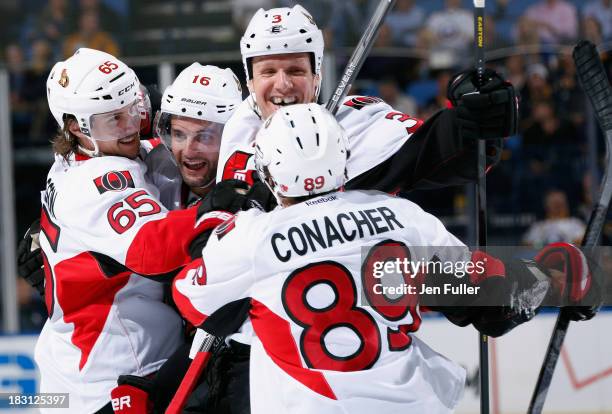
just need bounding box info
[35,148,221,414]
[173,190,466,414]
[216,96,422,187]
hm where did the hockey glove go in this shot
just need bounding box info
[244,179,277,212]
[536,242,601,321]
[197,179,249,219]
[111,375,154,413]
[17,219,45,296]
[448,68,519,140]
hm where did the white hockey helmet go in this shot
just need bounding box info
[154,63,243,148]
[240,5,324,81]
[255,103,348,201]
[47,48,141,144]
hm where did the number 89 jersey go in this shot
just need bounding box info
[173,190,466,414]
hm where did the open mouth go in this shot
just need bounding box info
[270,96,298,107]
[118,134,138,145]
[183,159,208,171]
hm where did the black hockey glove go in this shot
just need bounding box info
[448,68,519,140]
[244,179,277,212]
[197,179,250,219]
[17,219,45,296]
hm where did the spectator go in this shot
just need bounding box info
[6,43,30,139]
[583,16,604,45]
[523,100,577,148]
[524,0,578,44]
[359,24,417,84]
[583,0,611,42]
[513,15,542,58]
[523,189,585,247]
[520,63,553,127]
[377,77,417,116]
[21,39,56,144]
[551,50,585,129]
[62,10,119,58]
[419,70,453,125]
[385,0,425,47]
[68,0,124,34]
[425,0,473,53]
[326,0,378,47]
[21,0,69,61]
[503,55,527,92]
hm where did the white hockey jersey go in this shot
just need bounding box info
[173,190,466,413]
[35,147,226,414]
[216,96,423,186]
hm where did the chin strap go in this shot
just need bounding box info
[247,93,263,120]
[78,137,102,157]
[64,129,102,158]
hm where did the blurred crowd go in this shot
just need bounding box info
[1,0,611,330]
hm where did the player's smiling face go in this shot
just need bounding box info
[89,102,142,158]
[170,116,222,192]
[250,53,319,119]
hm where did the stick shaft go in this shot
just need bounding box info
[528,40,612,414]
[473,2,489,414]
[166,332,221,414]
[325,0,396,115]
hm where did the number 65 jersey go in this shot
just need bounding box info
[35,151,225,414]
[173,190,467,414]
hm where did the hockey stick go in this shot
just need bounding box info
[166,3,397,412]
[473,1,490,414]
[326,0,396,114]
[166,331,223,414]
[527,40,612,414]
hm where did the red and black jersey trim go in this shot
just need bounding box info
[93,170,135,194]
[343,96,383,110]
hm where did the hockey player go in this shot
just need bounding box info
[218,4,517,193]
[152,62,244,208]
[173,104,597,413]
[17,63,246,297]
[35,49,240,413]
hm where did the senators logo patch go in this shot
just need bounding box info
[343,96,382,110]
[94,170,135,194]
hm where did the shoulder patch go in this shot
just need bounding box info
[343,96,383,110]
[93,170,135,194]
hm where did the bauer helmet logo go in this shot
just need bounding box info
[59,69,69,88]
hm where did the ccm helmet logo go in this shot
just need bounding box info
[111,396,131,411]
[118,82,135,96]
